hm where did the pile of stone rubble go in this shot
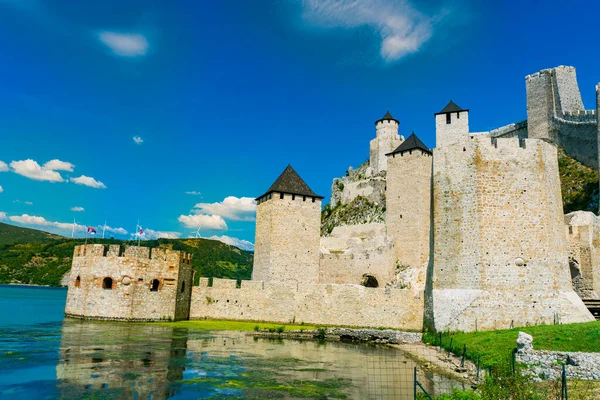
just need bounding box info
[516,331,600,381]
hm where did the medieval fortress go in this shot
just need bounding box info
[65,66,600,332]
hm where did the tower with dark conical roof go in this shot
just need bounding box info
[435,100,469,148]
[252,165,323,287]
[369,111,403,174]
[385,132,432,269]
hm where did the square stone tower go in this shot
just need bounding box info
[434,101,469,148]
[385,133,432,269]
[65,244,194,321]
[252,165,323,288]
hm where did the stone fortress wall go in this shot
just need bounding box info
[190,277,424,330]
[319,223,395,286]
[65,244,193,321]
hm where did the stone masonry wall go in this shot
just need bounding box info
[428,137,594,332]
[190,278,424,330]
[65,244,193,321]
[319,223,395,286]
[252,194,321,288]
[386,149,432,269]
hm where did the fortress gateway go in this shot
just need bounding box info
[65,66,600,332]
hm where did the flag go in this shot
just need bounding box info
[87,227,97,234]
[139,227,144,236]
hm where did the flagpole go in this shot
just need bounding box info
[102,220,106,239]
[71,218,76,239]
[85,226,88,245]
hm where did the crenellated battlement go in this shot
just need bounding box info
[525,65,576,81]
[73,244,192,264]
[555,109,597,124]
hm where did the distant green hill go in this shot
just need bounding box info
[0,222,63,245]
[0,224,253,287]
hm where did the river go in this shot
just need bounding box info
[0,285,464,399]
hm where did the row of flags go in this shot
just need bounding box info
[85,226,144,236]
[76,221,145,240]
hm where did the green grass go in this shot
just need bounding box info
[159,319,318,332]
[423,320,600,368]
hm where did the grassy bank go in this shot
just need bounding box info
[160,319,317,332]
[423,320,600,368]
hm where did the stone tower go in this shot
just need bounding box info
[369,111,403,174]
[252,165,323,288]
[525,66,598,169]
[434,101,469,148]
[386,132,432,268]
[65,244,194,321]
[427,102,594,332]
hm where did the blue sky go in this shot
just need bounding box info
[0,0,599,251]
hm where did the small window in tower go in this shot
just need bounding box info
[457,112,460,119]
[446,113,451,124]
[150,279,160,292]
[75,276,81,288]
[102,277,113,290]
[280,193,284,199]
[292,194,295,200]
[181,281,185,293]
[303,196,306,201]
[312,197,316,203]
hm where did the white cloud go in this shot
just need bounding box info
[0,161,8,172]
[133,136,144,145]
[101,225,128,236]
[42,159,74,172]
[70,206,84,212]
[186,191,202,196]
[24,201,33,205]
[70,175,107,189]
[8,214,86,233]
[136,228,181,240]
[300,0,434,62]
[193,196,256,221]
[208,235,254,252]
[6,213,130,237]
[10,159,64,182]
[177,213,228,230]
[98,32,149,57]
[0,212,6,220]
[0,186,3,193]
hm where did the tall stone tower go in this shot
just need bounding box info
[252,165,323,288]
[369,111,403,174]
[427,101,594,332]
[386,133,432,268]
[434,101,469,148]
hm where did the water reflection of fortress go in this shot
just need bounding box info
[57,320,187,400]
[56,319,460,399]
